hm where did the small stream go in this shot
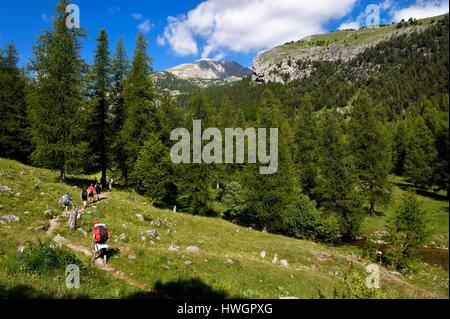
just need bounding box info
[348,239,449,271]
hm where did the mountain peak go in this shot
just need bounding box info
[166,59,251,80]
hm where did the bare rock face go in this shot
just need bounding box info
[252,25,429,84]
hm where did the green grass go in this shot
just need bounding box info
[360,176,449,247]
[0,158,448,298]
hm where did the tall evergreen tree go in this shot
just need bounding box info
[89,30,111,187]
[110,36,129,184]
[314,110,364,239]
[349,93,392,215]
[241,90,297,231]
[27,0,87,181]
[0,42,31,162]
[293,94,318,198]
[121,32,158,185]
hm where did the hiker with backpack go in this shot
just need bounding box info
[60,192,72,214]
[87,184,95,205]
[94,181,102,202]
[92,220,109,265]
[81,187,88,209]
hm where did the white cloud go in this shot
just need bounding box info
[157,35,166,46]
[338,21,361,30]
[159,0,357,57]
[392,0,449,22]
[131,13,144,20]
[137,19,153,34]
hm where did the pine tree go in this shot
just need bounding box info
[27,0,87,181]
[314,110,364,239]
[89,30,111,187]
[0,42,31,162]
[241,90,297,231]
[110,36,130,184]
[121,32,158,185]
[349,93,392,215]
[293,94,318,198]
[404,115,437,188]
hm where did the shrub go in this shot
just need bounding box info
[221,181,245,220]
[280,195,343,243]
[17,241,79,275]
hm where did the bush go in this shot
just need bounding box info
[17,241,79,275]
[386,192,429,269]
[221,182,245,220]
[280,195,343,243]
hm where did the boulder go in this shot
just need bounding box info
[2,215,20,223]
[260,251,266,258]
[184,260,193,266]
[168,244,180,252]
[155,219,162,227]
[226,258,234,264]
[186,246,199,253]
[23,211,32,215]
[0,185,12,192]
[280,259,289,268]
[147,230,158,238]
[135,214,144,222]
[128,255,137,260]
[77,228,88,237]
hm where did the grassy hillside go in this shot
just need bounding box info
[257,14,445,65]
[0,158,448,298]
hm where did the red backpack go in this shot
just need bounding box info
[93,225,109,243]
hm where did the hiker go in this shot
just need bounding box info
[61,192,72,214]
[94,181,102,202]
[108,178,114,192]
[87,184,95,205]
[81,187,88,209]
[92,220,109,265]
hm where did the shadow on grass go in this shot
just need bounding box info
[0,283,89,299]
[125,278,233,299]
[394,180,448,202]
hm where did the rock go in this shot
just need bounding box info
[149,240,155,245]
[226,258,234,264]
[33,184,39,189]
[23,211,32,215]
[2,215,20,223]
[53,234,65,244]
[34,226,46,232]
[260,251,266,258]
[135,214,144,222]
[17,246,25,254]
[184,260,193,266]
[186,246,199,253]
[147,230,158,238]
[280,259,289,268]
[155,219,162,227]
[272,254,278,264]
[122,224,127,229]
[128,255,137,260]
[168,244,180,252]
[114,233,126,242]
[77,228,88,237]
[15,193,21,197]
[0,185,12,192]
[40,192,46,196]
[141,236,146,241]
[0,220,7,225]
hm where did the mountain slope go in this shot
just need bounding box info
[253,14,446,83]
[0,158,447,298]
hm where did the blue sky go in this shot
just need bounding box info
[0,0,448,70]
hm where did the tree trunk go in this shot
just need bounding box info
[369,200,375,216]
[68,204,78,230]
[59,169,65,183]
